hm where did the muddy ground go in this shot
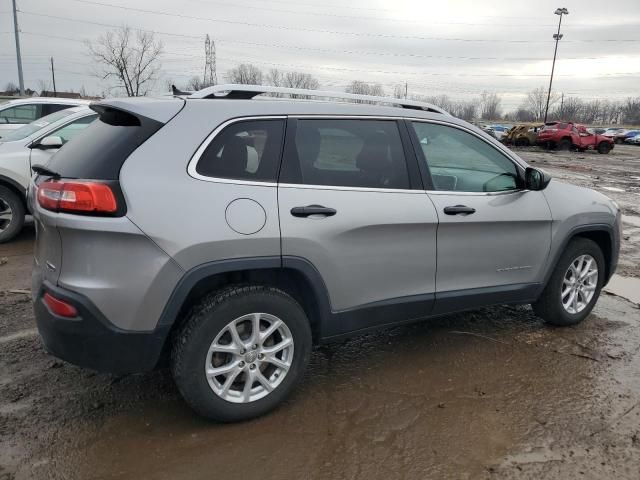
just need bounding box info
[1,145,640,480]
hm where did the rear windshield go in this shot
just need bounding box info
[45,108,163,180]
[1,109,73,142]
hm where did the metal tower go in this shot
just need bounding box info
[204,35,217,86]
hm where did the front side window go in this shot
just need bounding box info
[50,114,98,144]
[0,104,42,124]
[1,109,73,142]
[282,119,410,189]
[196,119,284,182]
[411,122,520,193]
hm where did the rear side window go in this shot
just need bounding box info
[196,119,285,182]
[281,119,410,189]
[42,103,74,116]
[46,107,163,180]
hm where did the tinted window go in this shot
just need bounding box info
[46,108,163,180]
[43,103,74,116]
[196,120,284,182]
[411,122,519,193]
[282,119,409,189]
[0,104,42,124]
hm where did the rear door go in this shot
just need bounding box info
[278,117,438,337]
[407,120,551,312]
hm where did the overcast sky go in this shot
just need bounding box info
[1,0,639,110]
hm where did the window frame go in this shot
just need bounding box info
[279,116,423,192]
[405,118,527,196]
[188,115,287,186]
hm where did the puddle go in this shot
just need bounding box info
[604,274,640,305]
[622,215,640,229]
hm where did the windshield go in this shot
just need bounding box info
[0,109,74,142]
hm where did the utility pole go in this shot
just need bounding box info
[50,57,57,96]
[11,0,25,96]
[204,35,217,87]
[543,7,569,124]
[404,81,408,99]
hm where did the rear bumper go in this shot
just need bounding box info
[33,280,170,374]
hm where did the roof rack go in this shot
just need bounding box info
[188,84,450,115]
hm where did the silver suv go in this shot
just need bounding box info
[31,85,621,421]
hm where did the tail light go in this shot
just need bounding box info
[37,179,118,214]
[43,292,78,318]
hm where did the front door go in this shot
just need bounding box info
[278,118,438,337]
[407,120,552,312]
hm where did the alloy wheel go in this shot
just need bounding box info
[0,198,13,232]
[561,254,598,314]
[204,313,294,403]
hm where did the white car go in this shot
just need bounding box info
[0,106,97,241]
[0,97,89,138]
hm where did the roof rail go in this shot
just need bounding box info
[188,84,450,115]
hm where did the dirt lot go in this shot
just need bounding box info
[1,145,640,480]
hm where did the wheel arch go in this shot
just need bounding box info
[157,256,332,360]
[544,224,617,290]
[0,175,28,211]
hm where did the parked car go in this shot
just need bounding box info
[0,98,89,138]
[31,85,621,421]
[503,123,543,146]
[613,129,640,144]
[486,125,508,141]
[0,106,97,242]
[624,134,640,145]
[602,128,626,138]
[537,121,614,153]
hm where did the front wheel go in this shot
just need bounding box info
[0,186,25,243]
[171,285,312,421]
[558,138,572,151]
[532,238,604,326]
[597,142,611,154]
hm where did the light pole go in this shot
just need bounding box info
[543,7,568,123]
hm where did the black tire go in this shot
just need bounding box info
[597,142,611,154]
[0,186,25,244]
[532,238,604,326]
[558,138,572,151]
[515,138,530,147]
[171,285,312,422]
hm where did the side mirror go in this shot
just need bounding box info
[525,167,551,191]
[36,136,63,149]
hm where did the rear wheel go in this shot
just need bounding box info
[171,285,312,421]
[532,238,604,326]
[597,142,611,154]
[558,138,572,151]
[0,186,25,243]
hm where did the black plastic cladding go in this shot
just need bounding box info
[45,106,164,181]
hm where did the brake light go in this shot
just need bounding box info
[37,180,117,214]
[43,293,78,318]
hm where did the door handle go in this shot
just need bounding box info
[290,205,337,218]
[443,205,476,215]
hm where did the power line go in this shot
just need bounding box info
[55,0,640,43]
[14,11,626,64]
[19,32,640,80]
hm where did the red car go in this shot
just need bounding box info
[537,122,614,154]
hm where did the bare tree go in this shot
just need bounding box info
[36,79,51,93]
[346,81,384,102]
[4,82,18,93]
[622,97,640,125]
[282,71,319,90]
[266,68,284,87]
[186,76,214,91]
[227,64,263,84]
[479,91,501,120]
[522,87,560,121]
[87,26,163,97]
